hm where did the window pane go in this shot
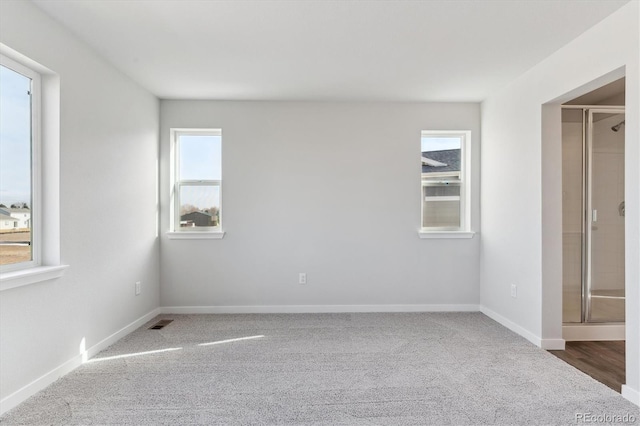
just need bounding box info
[421,134,463,230]
[0,64,32,266]
[422,198,460,228]
[423,184,460,197]
[421,138,461,175]
[179,185,220,228]
[179,135,221,180]
[421,136,461,152]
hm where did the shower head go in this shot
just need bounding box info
[611,120,625,132]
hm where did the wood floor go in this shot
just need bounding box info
[549,341,625,393]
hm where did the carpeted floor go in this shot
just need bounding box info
[1,312,638,425]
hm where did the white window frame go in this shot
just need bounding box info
[167,128,225,239]
[0,54,41,272]
[419,130,474,239]
[0,46,67,291]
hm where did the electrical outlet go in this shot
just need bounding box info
[299,273,307,285]
[135,281,141,296]
[510,284,517,298]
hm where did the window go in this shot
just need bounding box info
[0,55,40,271]
[0,48,66,291]
[420,131,471,235]
[169,129,223,238]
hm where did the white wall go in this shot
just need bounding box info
[480,1,639,403]
[160,101,480,311]
[0,0,160,409]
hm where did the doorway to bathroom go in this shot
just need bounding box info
[561,78,625,339]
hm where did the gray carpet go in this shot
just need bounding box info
[1,312,638,425]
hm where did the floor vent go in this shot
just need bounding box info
[149,319,173,330]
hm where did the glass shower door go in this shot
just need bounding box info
[561,109,584,323]
[586,110,625,322]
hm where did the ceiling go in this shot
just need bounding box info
[32,0,629,102]
[565,78,626,105]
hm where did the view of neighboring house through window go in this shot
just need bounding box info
[0,58,39,268]
[173,129,222,231]
[421,131,468,231]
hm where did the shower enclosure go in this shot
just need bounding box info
[562,106,625,326]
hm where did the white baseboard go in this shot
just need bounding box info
[0,350,82,416]
[160,304,480,314]
[622,385,640,407]
[562,323,625,341]
[480,305,545,348]
[0,307,161,416]
[479,307,565,349]
[83,307,161,360]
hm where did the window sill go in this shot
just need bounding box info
[0,264,69,292]
[166,231,225,240]
[418,231,475,239]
